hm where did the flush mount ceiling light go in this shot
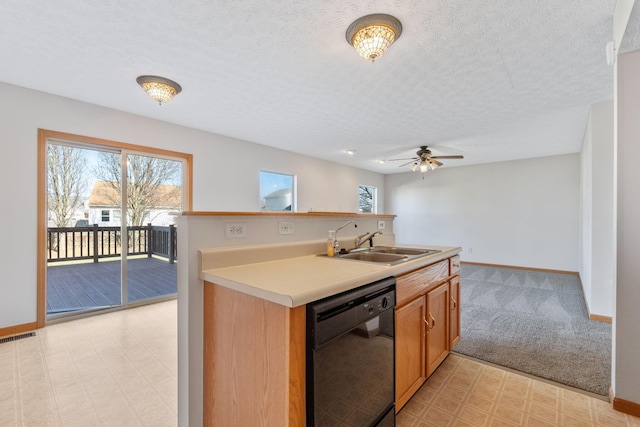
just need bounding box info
[136,75,182,105]
[346,14,402,62]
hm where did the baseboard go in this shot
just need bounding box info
[589,313,612,323]
[465,263,613,323]
[576,273,613,324]
[461,261,578,276]
[0,321,37,338]
[612,396,640,418]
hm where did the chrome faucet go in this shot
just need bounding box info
[354,231,382,248]
[330,221,357,255]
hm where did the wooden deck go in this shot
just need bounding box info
[47,257,177,314]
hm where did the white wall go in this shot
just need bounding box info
[0,81,385,329]
[385,154,580,271]
[615,48,640,407]
[580,114,593,307]
[579,100,615,318]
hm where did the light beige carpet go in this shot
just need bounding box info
[454,264,611,395]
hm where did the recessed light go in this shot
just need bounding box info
[346,150,356,155]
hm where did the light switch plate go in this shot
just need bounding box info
[378,220,385,230]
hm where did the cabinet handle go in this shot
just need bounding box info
[429,313,436,329]
[452,263,460,269]
[451,297,457,311]
[423,317,430,330]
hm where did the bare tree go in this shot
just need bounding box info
[47,145,88,227]
[359,185,374,213]
[93,153,181,226]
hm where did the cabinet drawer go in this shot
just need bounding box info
[449,255,461,275]
[396,260,449,305]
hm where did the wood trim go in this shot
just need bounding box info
[37,129,193,328]
[41,129,195,165]
[578,273,613,323]
[575,272,613,324]
[182,211,396,218]
[466,262,613,323]
[288,305,306,427]
[37,130,48,328]
[612,396,640,418]
[461,261,578,276]
[0,322,37,338]
[589,313,612,323]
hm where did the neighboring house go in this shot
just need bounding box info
[262,188,292,211]
[87,181,181,226]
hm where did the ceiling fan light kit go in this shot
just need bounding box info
[346,14,402,62]
[136,75,182,105]
[389,146,464,174]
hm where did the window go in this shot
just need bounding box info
[359,185,376,213]
[101,210,110,222]
[113,209,121,224]
[260,171,295,211]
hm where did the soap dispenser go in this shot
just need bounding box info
[327,231,335,256]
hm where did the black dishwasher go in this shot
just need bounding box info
[306,276,396,427]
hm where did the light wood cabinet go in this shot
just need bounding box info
[426,282,450,377]
[395,295,426,410]
[396,259,449,304]
[450,255,461,276]
[203,282,306,427]
[394,254,462,411]
[449,275,460,349]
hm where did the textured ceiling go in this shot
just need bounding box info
[0,0,619,173]
[620,0,640,54]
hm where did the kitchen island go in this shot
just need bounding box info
[199,240,461,426]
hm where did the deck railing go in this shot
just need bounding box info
[47,224,177,264]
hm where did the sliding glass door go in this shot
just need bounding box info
[45,141,185,319]
[124,152,182,303]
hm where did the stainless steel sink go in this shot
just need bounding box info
[319,245,441,265]
[338,251,408,264]
[370,246,441,256]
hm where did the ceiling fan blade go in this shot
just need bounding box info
[431,155,464,159]
[398,160,416,167]
[431,159,443,167]
[385,157,416,162]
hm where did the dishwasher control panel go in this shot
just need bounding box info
[359,293,395,322]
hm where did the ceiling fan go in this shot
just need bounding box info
[387,146,464,172]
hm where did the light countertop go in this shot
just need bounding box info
[200,244,461,307]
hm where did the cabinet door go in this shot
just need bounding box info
[449,276,460,350]
[395,295,426,412]
[426,282,449,377]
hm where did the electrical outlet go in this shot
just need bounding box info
[378,220,385,230]
[278,221,294,235]
[225,223,247,239]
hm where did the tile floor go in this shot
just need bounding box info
[397,354,640,427]
[1,300,638,426]
[0,300,177,426]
